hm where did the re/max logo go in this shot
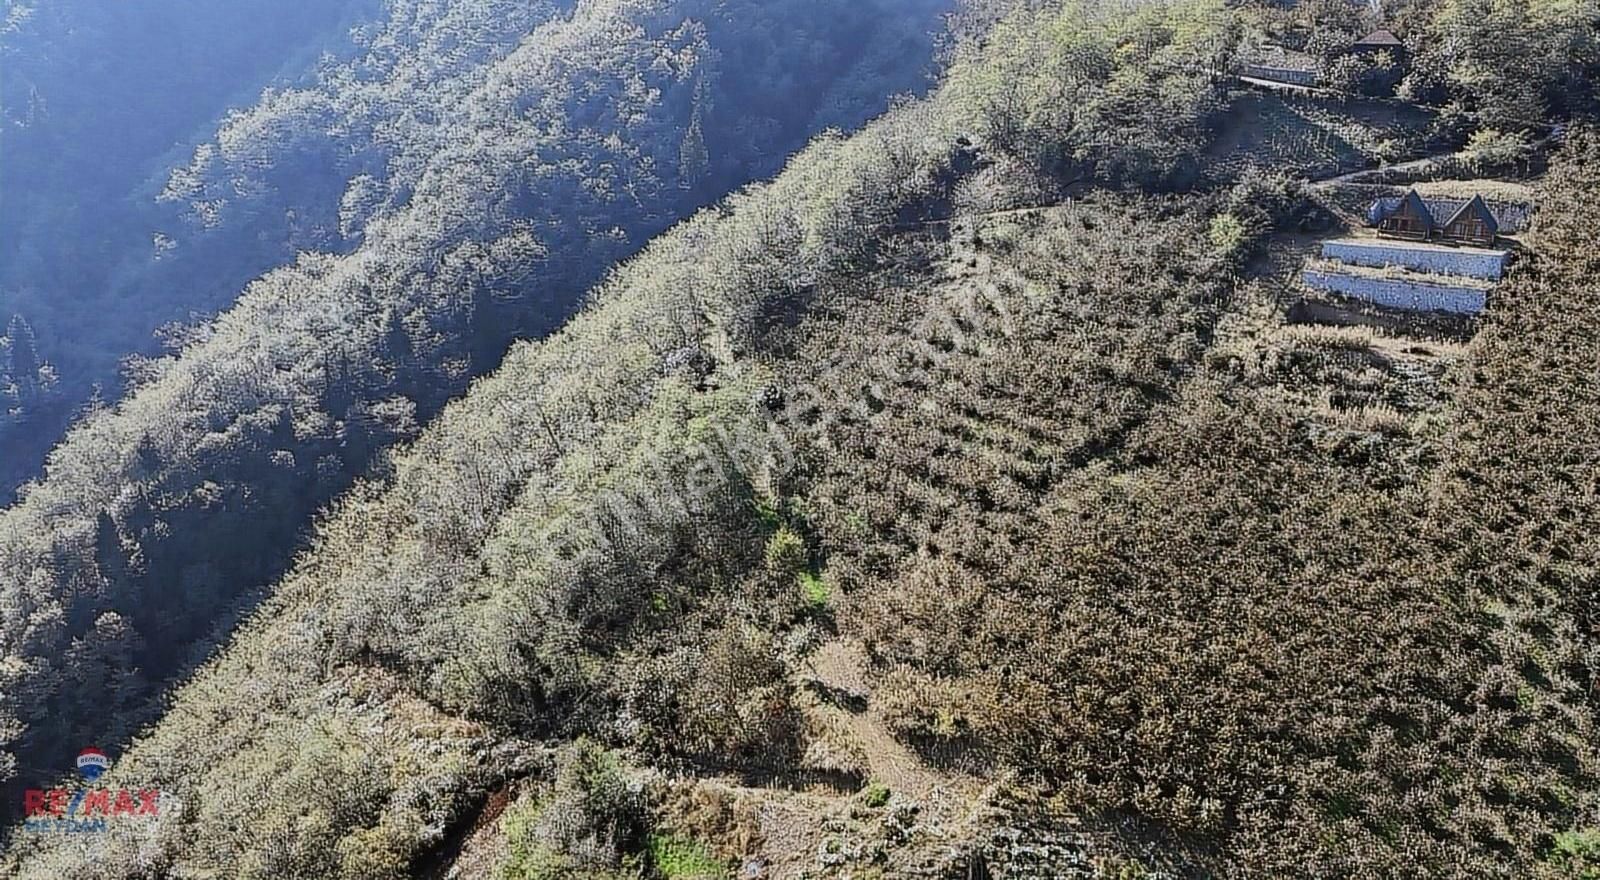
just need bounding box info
[21,747,161,832]
[24,787,160,819]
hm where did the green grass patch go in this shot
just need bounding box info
[1549,828,1600,879]
[648,833,728,879]
[798,570,829,607]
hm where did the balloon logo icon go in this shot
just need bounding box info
[76,748,110,782]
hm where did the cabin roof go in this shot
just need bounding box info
[1442,194,1499,234]
[1369,193,1531,233]
[1354,29,1405,47]
[1393,189,1436,230]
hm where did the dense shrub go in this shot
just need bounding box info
[948,0,1236,188]
[503,742,646,876]
[1423,0,1600,132]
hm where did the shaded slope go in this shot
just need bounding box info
[0,0,951,499]
[0,0,388,499]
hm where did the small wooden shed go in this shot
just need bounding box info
[1377,189,1435,240]
[1440,195,1499,247]
[1352,29,1405,56]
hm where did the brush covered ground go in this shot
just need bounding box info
[2,0,1599,877]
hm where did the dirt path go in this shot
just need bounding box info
[802,639,983,807]
[1314,127,1563,188]
[1312,150,1459,187]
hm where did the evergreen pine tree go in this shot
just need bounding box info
[680,112,710,189]
[679,79,712,189]
[5,315,40,388]
[2,315,44,414]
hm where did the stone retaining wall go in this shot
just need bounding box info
[1240,64,1319,86]
[1303,269,1487,315]
[1321,239,1510,280]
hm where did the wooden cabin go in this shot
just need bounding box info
[1371,190,1505,247]
[1377,189,1435,240]
[1440,195,1499,247]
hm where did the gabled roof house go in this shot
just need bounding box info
[1372,189,1504,247]
[1377,189,1435,239]
[1440,195,1499,248]
[1352,29,1405,53]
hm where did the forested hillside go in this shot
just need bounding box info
[3,0,1598,876]
[0,0,947,500]
[0,0,948,834]
[0,0,370,295]
[0,0,382,498]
